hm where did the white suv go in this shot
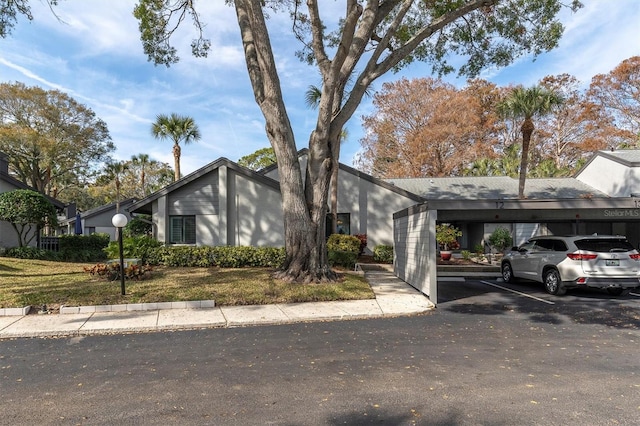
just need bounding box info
[501,235,640,296]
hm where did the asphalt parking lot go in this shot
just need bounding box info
[438,277,640,329]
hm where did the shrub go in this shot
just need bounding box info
[145,245,286,268]
[123,214,153,237]
[327,234,361,254]
[373,245,393,263]
[488,227,513,253]
[105,236,163,263]
[84,262,152,281]
[354,234,367,254]
[473,243,485,256]
[4,246,59,260]
[461,250,471,260]
[328,250,358,268]
[59,233,110,262]
[327,234,361,269]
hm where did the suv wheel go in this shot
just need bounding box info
[544,269,566,296]
[502,262,515,283]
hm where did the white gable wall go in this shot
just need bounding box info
[576,155,640,197]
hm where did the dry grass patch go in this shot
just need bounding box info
[0,258,374,310]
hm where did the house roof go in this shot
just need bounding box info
[262,148,425,203]
[59,198,138,225]
[128,157,281,214]
[386,176,609,200]
[339,162,426,202]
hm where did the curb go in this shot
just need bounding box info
[59,300,216,314]
[0,306,31,316]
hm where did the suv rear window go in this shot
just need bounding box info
[574,238,635,253]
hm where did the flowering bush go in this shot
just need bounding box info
[354,234,367,254]
[436,223,462,250]
[84,262,153,281]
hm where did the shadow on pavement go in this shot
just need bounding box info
[437,278,640,330]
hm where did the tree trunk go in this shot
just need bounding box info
[235,0,338,282]
[519,118,535,199]
[173,143,181,181]
[329,133,341,236]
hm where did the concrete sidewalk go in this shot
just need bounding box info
[0,270,433,339]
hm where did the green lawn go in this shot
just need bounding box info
[0,258,375,309]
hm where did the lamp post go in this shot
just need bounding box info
[112,213,128,296]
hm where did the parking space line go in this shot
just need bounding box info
[480,281,555,305]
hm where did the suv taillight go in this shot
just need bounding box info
[630,254,640,261]
[567,253,597,261]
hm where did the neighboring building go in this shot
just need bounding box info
[59,199,138,241]
[0,152,65,249]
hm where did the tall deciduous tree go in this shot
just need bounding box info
[588,56,640,148]
[0,0,583,282]
[497,86,564,199]
[536,74,609,170]
[151,113,201,181]
[0,82,114,198]
[358,77,496,178]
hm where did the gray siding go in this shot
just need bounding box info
[168,170,219,215]
[393,205,437,302]
[232,171,284,247]
[337,169,420,250]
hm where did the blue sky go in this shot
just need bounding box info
[0,1,638,175]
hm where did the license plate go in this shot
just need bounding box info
[606,259,620,266]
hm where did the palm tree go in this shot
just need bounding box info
[104,161,129,213]
[151,113,201,181]
[131,153,150,196]
[497,86,563,199]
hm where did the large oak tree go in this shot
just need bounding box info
[1,0,583,282]
[0,82,114,199]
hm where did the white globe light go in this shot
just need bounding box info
[112,213,128,228]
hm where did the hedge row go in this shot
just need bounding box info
[1,234,111,262]
[145,245,287,268]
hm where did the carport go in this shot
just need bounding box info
[393,197,640,306]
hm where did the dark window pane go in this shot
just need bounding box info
[170,216,196,244]
[574,238,634,252]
